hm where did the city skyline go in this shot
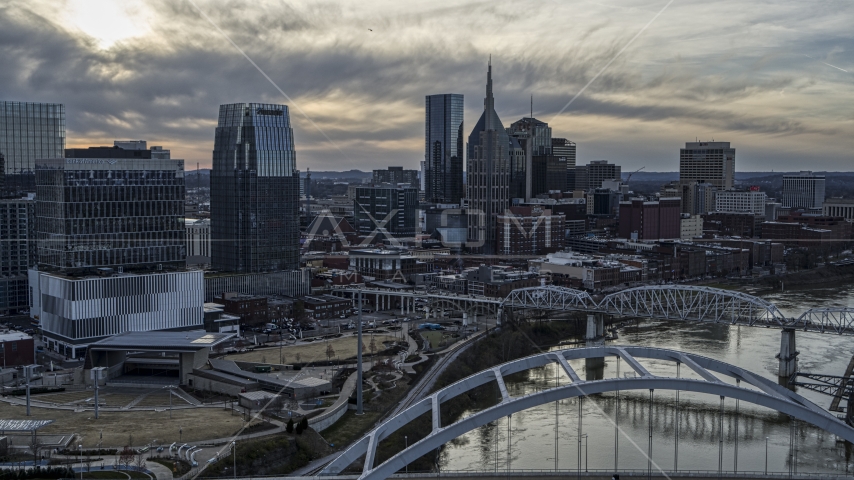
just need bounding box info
[2,0,852,173]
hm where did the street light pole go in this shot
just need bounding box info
[765,437,769,475]
[78,444,82,480]
[232,441,237,480]
[404,436,408,474]
[582,434,588,472]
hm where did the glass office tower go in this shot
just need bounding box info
[0,101,66,195]
[35,151,187,274]
[425,94,464,204]
[211,103,300,272]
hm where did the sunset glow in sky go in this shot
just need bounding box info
[3,0,852,171]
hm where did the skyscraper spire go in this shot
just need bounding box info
[485,58,495,130]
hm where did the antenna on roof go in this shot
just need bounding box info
[531,94,533,120]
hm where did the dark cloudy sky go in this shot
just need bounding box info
[3,0,852,172]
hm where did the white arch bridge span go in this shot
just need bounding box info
[320,346,854,480]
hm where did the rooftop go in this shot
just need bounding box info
[90,331,234,352]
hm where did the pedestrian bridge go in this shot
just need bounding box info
[334,285,854,335]
[320,346,854,480]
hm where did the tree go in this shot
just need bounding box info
[118,447,135,470]
[29,436,42,466]
[286,418,294,433]
[299,417,309,432]
[295,419,304,435]
[134,450,146,470]
[325,343,336,364]
[369,335,377,365]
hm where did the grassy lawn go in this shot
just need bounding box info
[321,410,381,448]
[225,335,397,364]
[0,401,261,448]
[149,457,191,476]
[420,331,458,349]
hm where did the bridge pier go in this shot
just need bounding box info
[585,314,606,375]
[776,328,799,379]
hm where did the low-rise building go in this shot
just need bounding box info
[302,295,351,320]
[496,206,565,256]
[529,252,622,291]
[823,198,854,222]
[212,293,268,326]
[348,249,426,283]
[465,265,540,297]
[0,331,34,367]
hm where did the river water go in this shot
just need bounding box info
[439,282,854,476]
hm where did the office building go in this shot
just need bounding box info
[496,206,565,256]
[618,198,681,240]
[690,181,717,215]
[373,166,418,187]
[715,189,767,216]
[186,218,211,268]
[0,194,35,314]
[552,138,577,191]
[354,185,419,240]
[823,198,854,222]
[211,103,301,272]
[782,171,825,210]
[35,150,186,274]
[679,141,735,190]
[507,117,552,200]
[111,140,170,158]
[29,269,204,359]
[0,101,65,196]
[467,61,511,253]
[576,161,621,191]
[530,155,567,198]
[424,94,464,204]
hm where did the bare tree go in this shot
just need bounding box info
[325,343,336,364]
[134,450,146,470]
[369,335,377,365]
[84,452,94,472]
[118,446,135,470]
[29,436,42,465]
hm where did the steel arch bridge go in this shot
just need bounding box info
[501,285,596,311]
[791,307,854,334]
[332,284,854,335]
[596,285,789,327]
[500,285,789,328]
[321,346,854,480]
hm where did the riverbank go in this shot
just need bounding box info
[691,262,854,294]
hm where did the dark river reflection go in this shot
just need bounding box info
[439,283,854,475]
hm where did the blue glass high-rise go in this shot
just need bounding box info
[211,103,300,272]
[425,94,464,204]
[0,101,65,196]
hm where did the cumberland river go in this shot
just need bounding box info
[439,282,854,476]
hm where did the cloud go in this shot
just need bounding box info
[0,0,851,172]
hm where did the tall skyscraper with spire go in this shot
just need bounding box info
[466,60,510,254]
